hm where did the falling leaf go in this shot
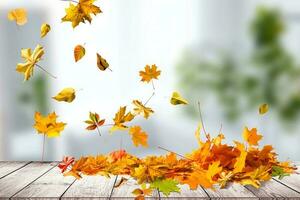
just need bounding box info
[16,45,44,81]
[129,126,148,147]
[110,106,135,132]
[53,88,76,103]
[74,45,86,62]
[170,91,188,105]
[84,112,105,135]
[7,8,27,26]
[58,156,75,173]
[150,179,180,196]
[139,64,161,83]
[243,127,263,146]
[96,53,109,71]
[61,0,102,28]
[33,112,66,138]
[40,23,51,38]
[132,100,154,119]
[259,103,269,115]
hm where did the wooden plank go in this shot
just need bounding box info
[0,162,57,198]
[12,166,75,199]
[111,176,159,199]
[61,175,116,199]
[158,184,209,199]
[205,183,258,200]
[0,161,31,179]
[273,164,300,193]
[245,179,300,198]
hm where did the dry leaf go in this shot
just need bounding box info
[132,100,154,119]
[129,126,148,147]
[16,44,44,81]
[96,53,109,71]
[139,64,161,83]
[53,88,76,103]
[8,8,27,26]
[84,112,105,135]
[170,91,188,105]
[40,23,51,38]
[58,156,75,173]
[259,103,269,115]
[243,127,263,146]
[74,45,85,62]
[110,106,135,132]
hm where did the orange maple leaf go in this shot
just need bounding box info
[139,64,161,83]
[243,127,263,146]
[129,126,148,147]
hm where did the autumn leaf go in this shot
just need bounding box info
[53,87,76,103]
[207,161,222,182]
[110,106,135,132]
[40,23,51,38]
[61,0,102,28]
[233,141,247,173]
[33,112,66,138]
[129,126,148,147]
[132,100,154,119]
[243,127,262,146]
[139,64,161,83]
[84,112,105,136]
[74,45,86,62]
[150,179,180,196]
[170,91,188,105]
[259,103,269,115]
[132,184,153,200]
[240,165,271,188]
[16,44,44,81]
[109,149,127,161]
[96,53,110,71]
[182,170,212,189]
[58,156,75,173]
[272,166,290,179]
[7,8,27,26]
[195,122,204,146]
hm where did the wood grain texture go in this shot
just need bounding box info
[205,183,258,200]
[0,162,57,198]
[245,179,300,198]
[159,184,209,199]
[12,166,75,199]
[111,176,159,199]
[61,175,116,199]
[0,161,31,179]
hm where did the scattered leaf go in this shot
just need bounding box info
[139,64,161,83]
[53,87,76,103]
[259,103,269,115]
[129,126,148,147]
[96,53,109,71]
[170,91,188,105]
[84,112,105,135]
[7,8,27,26]
[58,156,75,173]
[132,100,154,119]
[243,127,263,146]
[150,179,180,196]
[110,106,135,132]
[40,23,51,38]
[16,44,44,81]
[74,45,86,62]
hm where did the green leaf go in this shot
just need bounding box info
[150,179,180,196]
[271,166,290,179]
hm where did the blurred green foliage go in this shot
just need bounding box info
[177,6,300,122]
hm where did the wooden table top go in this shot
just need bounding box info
[0,161,299,199]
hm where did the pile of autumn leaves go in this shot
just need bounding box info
[9,0,297,199]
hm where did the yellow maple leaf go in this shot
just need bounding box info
[183,170,213,189]
[129,126,148,147]
[7,8,27,26]
[139,64,161,83]
[132,100,154,119]
[170,91,188,105]
[40,23,51,38]
[33,112,66,138]
[16,44,44,81]
[243,127,263,146]
[52,87,76,103]
[207,161,222,182]
[233,141,247,173]
[240,165,271,188]
[110,106,135,132]
[61,0,102,28]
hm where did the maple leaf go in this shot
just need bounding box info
[129,126,148,147]
[207,161,222,182]
[61,0,102,28]
[74,45,86,62]
[240,165,271,188]
[150,179,180,196]
[84,112,105,136]
[40,23,51,38]
[233,141,247,173]
[33,112,66,138]
[52,87,76,103]
[7,8,27,26]
[243,127,263,146]
[109,149,127,161]
[259,103,269,115]
[16,44,44,81]
[170,91,188,105]
[110,106,135,132]
[183,170,213,189]
[132,184,153,200]
[139,64,161,83]
[132,100,154,119]
[58,156,75,173]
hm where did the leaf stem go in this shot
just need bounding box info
[35,64,57,79]
[96,125,101,136]
[157,146,193,161]
[144,92,155,106]
[42,134,46,162]
[197,101,208,139]
[151,80,155,90]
